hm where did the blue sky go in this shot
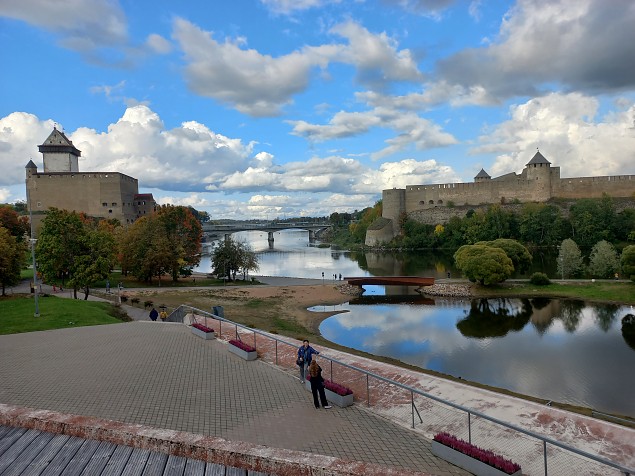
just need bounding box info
[1,0,634,219]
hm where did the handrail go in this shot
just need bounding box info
[176,304,634,475]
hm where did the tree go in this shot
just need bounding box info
[588,240,619,278]
[211,237,259,281]
[454,244,514,285]
[621,245,635,281]
[35,208,116,299]
[556,239,584,279]
[120,216,172,283]
[156,205,203,281]
[476,239,532,274]
[0,205,29,239]
[0,226,27,295]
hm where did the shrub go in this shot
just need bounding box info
[192,323,214,333]
[229,339,255,352]
[120,295,128,303]
[433,433,521,474]
[130,297,140,305]
[144,300,153,309]
[306,376,353,396]
[529,272,551,285]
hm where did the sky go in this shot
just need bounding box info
[1,0,634,220]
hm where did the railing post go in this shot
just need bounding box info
[235,324,238,340]
[253,331,257,350]
[330,360,333,380]
[543,440,548,476]
[275,340,278,365]
[411,391,415,429]
[468,412,471,443]
[366,374,370,406]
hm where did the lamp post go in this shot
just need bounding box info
[26,180,39,317]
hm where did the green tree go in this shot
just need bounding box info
[519,203,564,247]
[349,201,382,243]
[476,239,533,274]
[556,239,584,279]
[0,226,27,295]
[588,240,619,278]
[454,244,514,285]
[621,245,635,281]
[569,196,616,248]
[212,237,259,281]
[35,209,116,299]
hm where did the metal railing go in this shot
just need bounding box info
[170,304,633,476]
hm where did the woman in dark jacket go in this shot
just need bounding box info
[308,360,331,409]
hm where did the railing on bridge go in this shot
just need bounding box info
[168,304,634,476]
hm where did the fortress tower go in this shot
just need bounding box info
[38,128,80,173]
[26,129,156,235]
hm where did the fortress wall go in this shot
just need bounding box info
[555,175,635,199]
[28,172,139,224]
[404,179,550,212]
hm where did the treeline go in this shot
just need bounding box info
[0,204,204,299]
[327,196,634,252]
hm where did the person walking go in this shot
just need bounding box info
[149,307,158,321]
[159,309,167,321]
[308,360,331,409]
[297,339,319,383]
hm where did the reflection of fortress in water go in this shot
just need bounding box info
[367,151,635,245]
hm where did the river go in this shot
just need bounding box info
[196,229,635,417]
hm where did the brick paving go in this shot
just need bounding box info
[0,322,469,475]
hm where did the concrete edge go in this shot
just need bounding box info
[0,403,432,476]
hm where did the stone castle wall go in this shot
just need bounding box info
[27,171,141,229]
[366,163,635,245]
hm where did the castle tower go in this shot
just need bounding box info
[38,127,80,173]
[474,168,491,183]
[524,150,553,200]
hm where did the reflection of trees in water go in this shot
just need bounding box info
[456,298,533,338]
[559,300,585,332]
[622,314,635,351]
[529,298,555,335]
[592,304,620,332]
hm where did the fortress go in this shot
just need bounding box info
[366,150,635,245]
[26,128,156,233]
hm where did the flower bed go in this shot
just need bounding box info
[306,376,354,408]
[228,339,257,361]
[191,323,215,340]
[431,433,521,476]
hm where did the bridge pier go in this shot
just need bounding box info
[268,231,274,248]
[308,230,316,242]
[224,234,230,242]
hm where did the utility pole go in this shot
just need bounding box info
[27,181,40,317]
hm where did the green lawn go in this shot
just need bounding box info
[0,296,126,335]
[473,281,635,305]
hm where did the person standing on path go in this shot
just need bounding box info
[308,360,331,409]
[149,307,158,321]
[297,339,319,383]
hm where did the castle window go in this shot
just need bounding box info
[429,200,434,204]
[103,203,107,206]
[111,202,117,206]
[437,200,443,204]
[37,202,41,207]
[419,201,425,205]
[108,209,112,214]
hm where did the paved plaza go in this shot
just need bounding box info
[0,321,469,475]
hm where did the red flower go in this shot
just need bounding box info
[229,339,256,352]
[433,433,521,474]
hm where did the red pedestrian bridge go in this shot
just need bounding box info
[343,276,435,287]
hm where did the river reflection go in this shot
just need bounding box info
[197,230,634,416]
[317,296,635,417]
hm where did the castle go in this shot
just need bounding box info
[26,128,156,234]
[366,150,635,245]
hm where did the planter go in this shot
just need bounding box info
[228,343,257,361]
[191,326,215,340]
[431,441,521,476]
[305,379,354,408]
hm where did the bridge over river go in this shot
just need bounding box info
[202,222,331,247]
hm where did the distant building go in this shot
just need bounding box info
[366,150,635,245]
[25,128,156,233]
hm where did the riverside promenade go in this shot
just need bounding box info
[1,279,633,475]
